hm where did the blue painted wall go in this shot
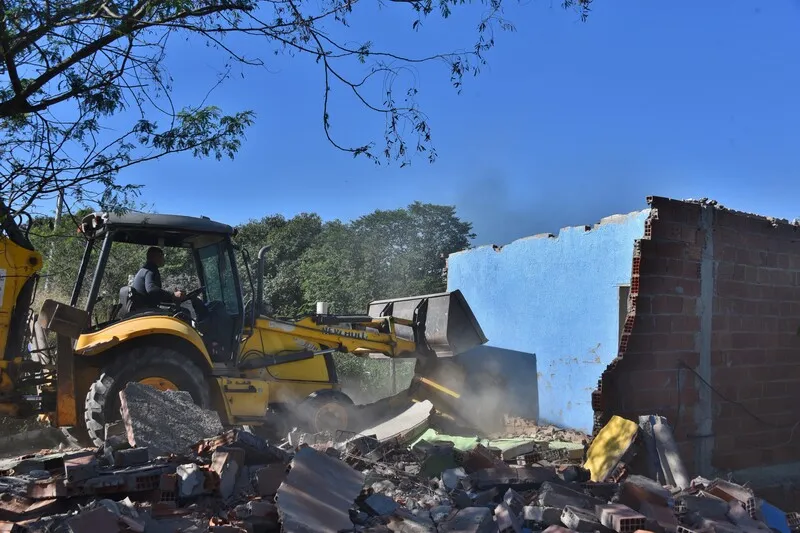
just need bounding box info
[447,210,650,434]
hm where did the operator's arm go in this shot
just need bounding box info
[144,269,174,303]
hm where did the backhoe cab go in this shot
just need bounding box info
[2,209,489,446]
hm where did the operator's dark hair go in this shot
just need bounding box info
[146,246,164,262]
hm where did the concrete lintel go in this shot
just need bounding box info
[694,204,714,478]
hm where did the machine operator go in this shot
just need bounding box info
[132,247,184,308]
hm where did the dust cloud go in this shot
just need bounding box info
[453,170,653,247]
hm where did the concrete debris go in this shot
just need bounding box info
[66,506,120,533]
[494,501,521,532]
[194,428,289,465]
[176,463,205,498]
[212,446,246,501]
[503,488,525,517]
[649,416,690,490]
[119,382,224,459]
[112,447,149,468]
[364,493,400,516]
[439,507,498,533]
[0,405,796,533]
[252,463,286,498]
[442,467,468,491]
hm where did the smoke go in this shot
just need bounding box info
[454,173,542,247]
[453,166,655,247]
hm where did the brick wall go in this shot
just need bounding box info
[594,196,800,479]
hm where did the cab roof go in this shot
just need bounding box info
[79,211,235,247]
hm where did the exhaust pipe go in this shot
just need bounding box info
[254,246,270,321]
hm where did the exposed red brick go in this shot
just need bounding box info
[595,197,800,474]
[650,295,687,315]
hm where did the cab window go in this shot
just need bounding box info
[197,241,239,315]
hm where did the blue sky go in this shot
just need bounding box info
[111,0,799,246]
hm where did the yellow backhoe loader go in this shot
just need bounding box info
[0,202,491,446]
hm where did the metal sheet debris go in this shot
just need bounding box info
[276,446,365,533]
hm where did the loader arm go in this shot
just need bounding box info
[257,316,420,359]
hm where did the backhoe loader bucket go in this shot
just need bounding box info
[367,291,503,433]
[367,290,487,358]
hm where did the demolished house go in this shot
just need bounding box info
[446,196,800,509]
[0,381,797,532]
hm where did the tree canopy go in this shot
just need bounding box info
[30,201,475,318]
[1,0,592,218]
[237,201,474,315]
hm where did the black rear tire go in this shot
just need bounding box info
[298,390,355,434]
[84,344,210,447]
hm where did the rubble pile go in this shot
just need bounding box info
[0,384,797,533]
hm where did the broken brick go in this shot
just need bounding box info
[705,480,758,516]
[193,429,288,465]
[726,500,768,532]
[500,441,540,461]
[787,512,800,530]
[0,496,62,523]
[63,451,97,485]
[27,479,65,500]
[464,444,509,473]
[112,447,149,468]
[596,504,646,533]
[561,505,609,533]
[0,522,24,533]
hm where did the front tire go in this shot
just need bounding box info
[84,344,210,447]
[298,390,355,434]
